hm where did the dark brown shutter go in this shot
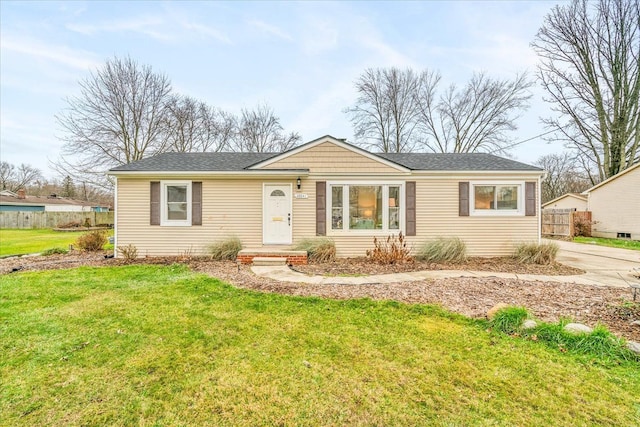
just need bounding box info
[150,181,160,225]
[525,182,536,216]
[316,181,326,236]
[405,181,416,236]
[192,182,202,225]
[459,182,469,216]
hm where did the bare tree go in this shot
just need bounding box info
[232,104,301,152]
[165,95,233,152]
[0,161,42,192]
[532,0,640,182]
[346,68,422,153]
[346,68,533,153]
[416,71,534,153]
[535,153,593,203]
[55,56,173,189]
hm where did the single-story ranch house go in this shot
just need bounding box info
[109,135,544,261]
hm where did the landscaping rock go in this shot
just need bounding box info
[630,320,640,327]
[522,319,538,330]
[487,303,510,320]
[627,341,640,354]
[564,323,593,335]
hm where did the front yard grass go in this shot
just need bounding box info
[574,236,640,251]
[1,265,639,426]
[0,228,113,257]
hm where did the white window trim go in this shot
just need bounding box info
[160,180,192,226]
[326,181,405,235]
[470,181,524,216]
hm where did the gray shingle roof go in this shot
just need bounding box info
[109,150,542,173]
[109,152,278,172]
[378,152,542,171]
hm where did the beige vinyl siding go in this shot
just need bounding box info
[542,195,588,211]
[116,177,267,256]
[261,142,402,174]
[294,176,540,257]
[116,173,541,258]
[588,166,640,240]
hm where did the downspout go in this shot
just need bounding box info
[113,177,118,258]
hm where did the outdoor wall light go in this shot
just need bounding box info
[296,177,301,190]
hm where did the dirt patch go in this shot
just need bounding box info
[2,253,638,342]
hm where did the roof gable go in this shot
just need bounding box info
[541,193,587,208]
[583,162,640,194]
[248,135,410,172]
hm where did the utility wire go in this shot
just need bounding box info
[489,129,557,153]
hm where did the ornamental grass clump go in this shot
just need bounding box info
[75,230,107,252]
[294,237,336,263]
[416,237,467,263]
[513,242,559,265]
[41,247,68,256]
[490,306,530,334]
[366,232,412,265]
[208,236,243,261]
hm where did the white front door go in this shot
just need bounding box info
[263,184,292,245]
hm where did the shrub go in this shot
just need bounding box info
[416,237,467,263]
[41,247,68,256]
[208,236,243,261]
[117,244,138,261]
[490,306,530,334]
[75,230,107,252]
[366,232,412,265]
[572,214,592,237]
[294,237,336,263]
[513,242,559,265]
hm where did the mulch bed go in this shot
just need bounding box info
[2,253,639,342]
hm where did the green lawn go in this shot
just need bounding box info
[574,236,640,251]
[1,265,639,426]
[0,228,113,257]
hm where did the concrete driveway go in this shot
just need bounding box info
[547,239,640,287]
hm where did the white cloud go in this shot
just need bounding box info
[248,19,293,41]
[179,20,232,44]
[0,36,101,70]
[66,16,173,41]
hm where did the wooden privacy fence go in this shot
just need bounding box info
[542,209,592,237]
[0,211,114,229]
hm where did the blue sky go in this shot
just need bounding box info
[1,0,563,178]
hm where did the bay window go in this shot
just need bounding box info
[329,182,403,233]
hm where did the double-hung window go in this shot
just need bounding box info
[161,181,192,226]
[329,182,403,233]
[470,181,524,216]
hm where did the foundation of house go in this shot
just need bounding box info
[236,248,308,265]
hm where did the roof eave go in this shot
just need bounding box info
[108,169,310,177]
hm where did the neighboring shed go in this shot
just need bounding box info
[541,193,588,211]
[0,190,109,212]
[583,162,640,240]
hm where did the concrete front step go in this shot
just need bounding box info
[251,257,289,266]
[237,248,308,265]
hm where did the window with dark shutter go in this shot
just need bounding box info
[150,181,160,225]
[192,182,202,225]
[316,181,326,236]
[525,182,536,216]
[405,181,416,236]
[459,182,469,216]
